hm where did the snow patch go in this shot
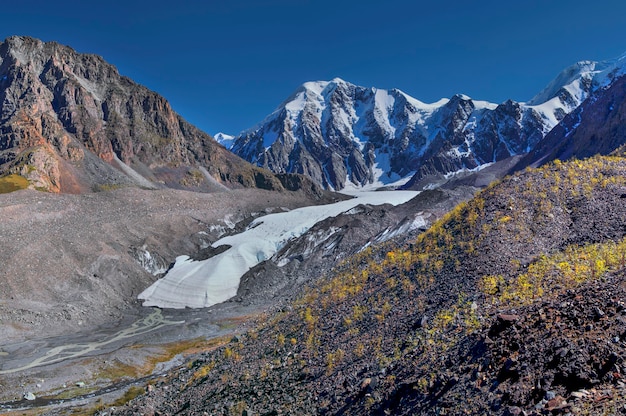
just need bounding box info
[214,132,235,149]
[374,214,427,243]
[276,226,341,267]
[472,100,498,111]
[443,162,494,180]
[373,89,396,138]
[343,150,415,191]
[302,80,331,96]
[399,91,449,112]
[285,90,308,115]
[135,248,168,276]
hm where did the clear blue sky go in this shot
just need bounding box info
[2,1,626,136]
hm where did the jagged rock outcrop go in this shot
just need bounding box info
[222,58,626,190]
[0,36,282,192]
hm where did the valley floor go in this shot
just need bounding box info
[0,186,344,413]
[0,186,424,414]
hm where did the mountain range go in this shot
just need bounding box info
[1,35,626,415]
[218,56,626,190]
[115,89,626,415]
[110,49,626,413]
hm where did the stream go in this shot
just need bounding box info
[0,309,183,375]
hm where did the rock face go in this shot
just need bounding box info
[0,36,282,193]
[518,73,626,168]
[222,58,625,190]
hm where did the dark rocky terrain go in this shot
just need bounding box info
[107,149,626,416]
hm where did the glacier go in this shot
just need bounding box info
[138,190,418,309]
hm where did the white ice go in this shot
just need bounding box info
[138,190,418,309]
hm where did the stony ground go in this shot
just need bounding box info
[107,154,626,415]
[0,186,338,344]
[0,185,346,412]
[0,176,481,414]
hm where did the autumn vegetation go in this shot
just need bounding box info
[114,153,626,415]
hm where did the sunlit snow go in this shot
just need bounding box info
[139,190,418,309]
[214,132,236,149]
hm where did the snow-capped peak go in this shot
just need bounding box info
[300,80,330,96]
[226,50,626,191]
[214,132,235,149]
[527,60,602,106]
[528,52,626,107]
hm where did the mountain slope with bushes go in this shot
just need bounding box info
[111,149,626,415]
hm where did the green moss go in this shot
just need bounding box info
[0,174,30,193]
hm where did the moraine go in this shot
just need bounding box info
[138,190,419,309]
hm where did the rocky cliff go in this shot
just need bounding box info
[0,36,282,193]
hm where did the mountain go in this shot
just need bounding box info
[0,36,283,193]
[111,151,626,416]
[214,132,236,149]
[518,60,626,168]
[222,56,626,191]
[104,63,626,414]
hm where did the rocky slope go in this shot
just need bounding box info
[233,184,478,310]
[110,148,626,416]
[0,36,283,193]
[220,56,625,190]
[0,186,338,345]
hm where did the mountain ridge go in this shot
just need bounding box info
[0,35,286,193]
[220,53,626,190]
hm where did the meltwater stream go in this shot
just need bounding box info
[0,309,183,375]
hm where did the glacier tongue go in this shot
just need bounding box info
[138,190,418,309]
